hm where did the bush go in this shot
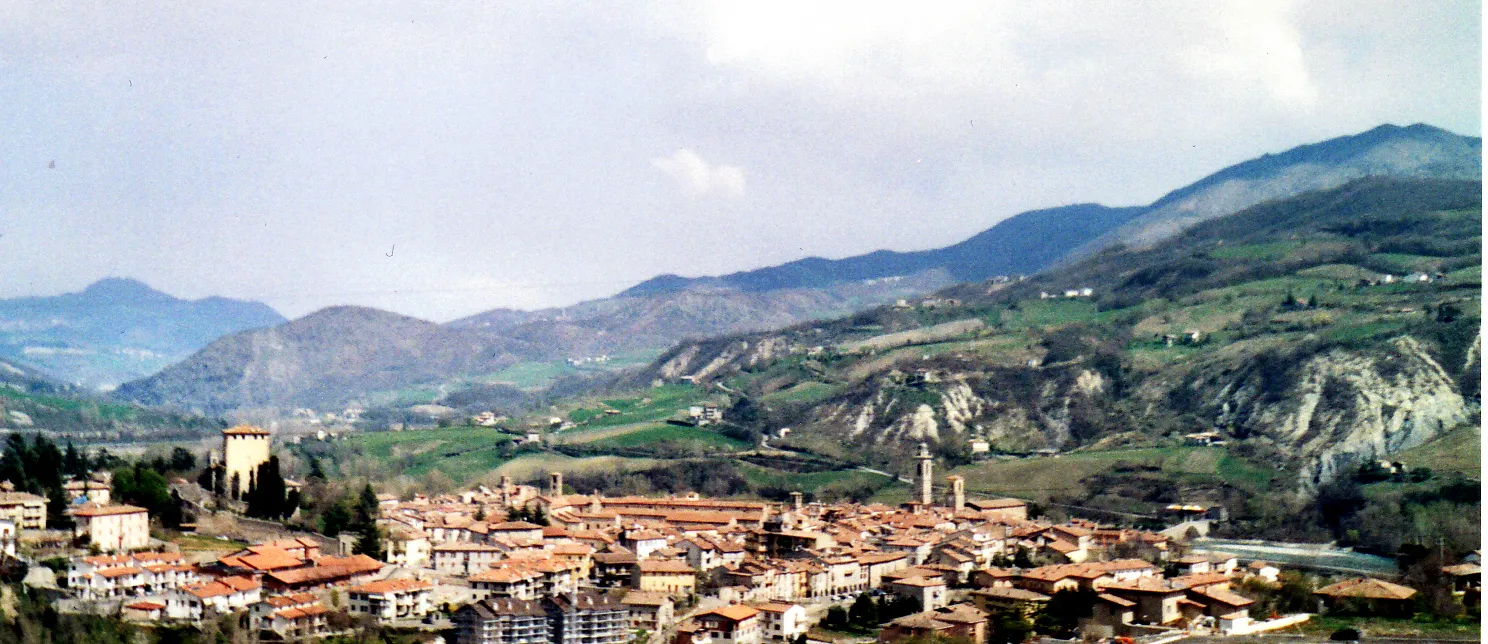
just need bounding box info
[1330,627,1361,641]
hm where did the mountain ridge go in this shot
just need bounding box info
[0,278,286,389]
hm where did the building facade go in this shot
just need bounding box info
[222,425,272,497]
[72,505,150,552]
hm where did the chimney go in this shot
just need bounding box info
[790,491,804,513]
[549,471,564,497]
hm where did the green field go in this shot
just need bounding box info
[946,445,1277,503]
[735,461,882,490]
[586,424,750,451]
[762,381,842,405]
[488,349,666,390]
[340,426,514,478]
[560,384,716,429]
[1393,425,1481,477]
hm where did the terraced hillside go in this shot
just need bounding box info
[628,179,1479,494]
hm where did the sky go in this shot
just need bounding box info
[1,1,1480,322]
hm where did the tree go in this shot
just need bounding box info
[0,433,31,491]
[849,592,879,628]
[245,456,290,520]
[63,441,87,479]
[988,608,1035,644]
[46,486,72,530]
[822,606,849,631]
[355,484,379,525]
[27,436,63,495]
[168,447,196,473]
[352,484,382,557]
[1034,590,1095,638]
[112,464,180,529]
[321,500,353,536]
[353,519,382,558]
[308,458,327,481]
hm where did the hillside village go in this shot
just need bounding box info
[0,424,1472,644]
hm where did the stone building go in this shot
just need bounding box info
[222,425,272,498]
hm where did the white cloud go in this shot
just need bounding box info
[650,148,746,197]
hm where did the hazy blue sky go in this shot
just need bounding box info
[2,1,1479,321]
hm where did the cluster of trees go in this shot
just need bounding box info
[505,505,548,526]
[320,484,382,558]
[820,593,921,633]
[0,435,103,529]
[244,456,300,521]
[111,465,182,529]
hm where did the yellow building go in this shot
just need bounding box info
[222,425,272,497]
[0,490,46,530]
[632,559,697,597]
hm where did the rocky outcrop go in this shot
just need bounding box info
[1214,335,1469,488]
[810,363,1111,453]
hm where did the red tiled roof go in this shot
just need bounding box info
[72,504,148,517]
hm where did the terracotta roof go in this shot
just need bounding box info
[349,578,433,594]
[891,576,948,588]
[224,547,304,571]
[72,504,148,517]
[125,601,166,611]
[933,604,989,624]
[223,424,271,436]
[886,612,953,630]
[263,593,317,607]
[1190,587,1255,608]
[622,591,672,606]
[638,559,695,574]
[1443,563,1481,576]
[469,567,541,583]
[488,521,543,531]
[702,604,760,622]
[275,604,329,620]
[971,587,1050,602]
[219,575,260,591]
[1096,593,1136,608]
[266,555,381,586]
[1314,577,1418,600]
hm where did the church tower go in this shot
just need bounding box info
[916,442,934,506]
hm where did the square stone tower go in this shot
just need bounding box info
[222,425,272,497]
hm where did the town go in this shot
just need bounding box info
[6,426,1476,644]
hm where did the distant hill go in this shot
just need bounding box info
[638,177,1482,489]
[452,271,956,357]
[114,306,541,415]
[1067,123,1482,260]
[0,278,286,389]
[111,123,1485,416]
[621,204,1144,296]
